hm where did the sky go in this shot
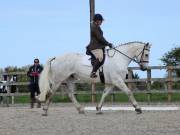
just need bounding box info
[0,0,180,77]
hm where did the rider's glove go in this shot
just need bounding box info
[108,43,113,48]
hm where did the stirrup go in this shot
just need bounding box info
[90,72,97,78]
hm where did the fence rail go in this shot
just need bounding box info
[0,65,180,105]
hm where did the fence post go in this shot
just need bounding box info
[89,0,95,34]
[91,80,96,103]
[89,0,96,104]
[127,69,133,90]
[11,95,14,104]
[6,75,11,107]
[147,68,152,104]
[167,66,173,102]
[111,91,115,102]
[60,85,66,100]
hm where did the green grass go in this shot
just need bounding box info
[14,96,30,103]
[7,92,180,104]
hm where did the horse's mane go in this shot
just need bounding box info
[115,41,146,48]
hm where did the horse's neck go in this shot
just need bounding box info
[120,45,138,57]
[111,44,140,68]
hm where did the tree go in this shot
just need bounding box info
[161,46,180,77]
[132,72,140,79]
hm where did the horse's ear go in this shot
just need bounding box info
[146,42,149,46]
[146,42,151,48]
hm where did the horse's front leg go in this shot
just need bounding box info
[67,81,84,114]
[42,92,53,116]
[96,85,114,114]
[114,78,142,114]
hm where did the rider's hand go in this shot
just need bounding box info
[108,43,113,48]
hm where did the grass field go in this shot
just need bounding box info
[9,93,180,104]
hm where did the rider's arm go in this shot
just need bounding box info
[92,26,110,46]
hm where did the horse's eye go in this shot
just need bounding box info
[145,54,149,57]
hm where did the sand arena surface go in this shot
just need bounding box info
[0,103,180,135]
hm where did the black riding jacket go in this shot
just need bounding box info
[27,64,43,84]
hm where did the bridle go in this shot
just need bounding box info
[107,43,150,64]
[136,44,150,64]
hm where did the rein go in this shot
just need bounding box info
[107,45,148,64]
[112,48,138,63]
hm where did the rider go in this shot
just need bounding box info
[87,13,113,78]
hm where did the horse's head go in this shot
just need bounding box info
[36,68,54,102]
[135,42,151,71]
[36,90,52,103]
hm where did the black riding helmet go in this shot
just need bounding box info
[34,58,39,63]
[93,14,104,21]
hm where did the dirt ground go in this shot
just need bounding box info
[0,103,180,135]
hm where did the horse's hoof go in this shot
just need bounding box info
[135,108,142,114]
[96,106,102,111]
[96,106,103,114]
[79,110,85,114]
[77,107,85,114]
[42,113,48,116]
[43,107,48,111]
[96,111,103,115]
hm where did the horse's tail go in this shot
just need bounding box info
[38,57,55,102]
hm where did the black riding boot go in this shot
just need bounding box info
[90,59,101,78]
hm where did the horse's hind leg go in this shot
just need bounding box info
[96,85,114,114]
[66,81,84,114]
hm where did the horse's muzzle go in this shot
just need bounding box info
[140,65,147,71]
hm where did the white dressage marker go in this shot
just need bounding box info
[85,106,180,111]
